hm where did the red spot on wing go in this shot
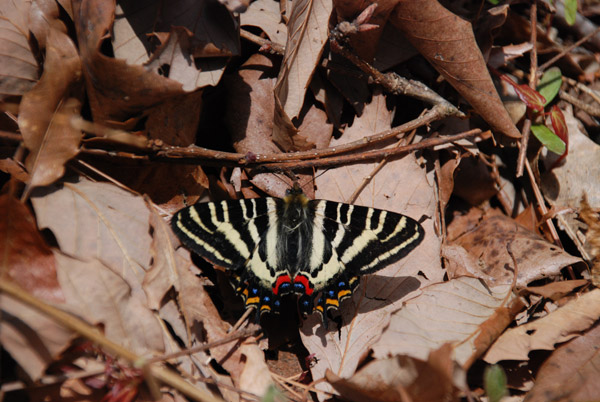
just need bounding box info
[294,274,314,296]
[273,274,291,295]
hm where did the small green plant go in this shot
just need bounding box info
[484,364,508,402]
[499,67,568,163]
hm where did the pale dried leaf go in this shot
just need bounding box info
[146,26,228,90]
[371,277,513,367]
[238,341,275,397]
[0,158,29,183]
[112,2,157,65]
[143,206,181,310]
[484,288,600,363]
[0,0,38,98]
[0,294,74,380]
[31,177,152,288]
[525,323,600,402]
[273,0,332,149]
[452,214,581,287]
[140,0,239,89]
[240,0,287,45]
[54,251,164,355]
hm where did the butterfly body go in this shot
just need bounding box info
[171,186,424,323]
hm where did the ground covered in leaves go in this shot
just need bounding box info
[1,0,599,401]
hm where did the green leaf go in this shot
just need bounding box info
[484,365,508,402]
[531,123,566,155]
[537,67,562,106]
[564,0,577,25]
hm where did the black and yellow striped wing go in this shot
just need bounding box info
[171,188,424,323]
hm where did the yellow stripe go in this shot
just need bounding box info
[325,298,339,307]
[175,219,232,265]
[337,289,351,299]
[246,296,260,305]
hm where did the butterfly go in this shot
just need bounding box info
[171,185,423,325]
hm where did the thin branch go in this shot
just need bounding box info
[539,27,600,72]
[240,29,285,55]
[560,91,600,117]
[256,129,483,172]
[158,104,450,163]
[516,1,539,178]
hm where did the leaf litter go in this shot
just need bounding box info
[1,1,600,401]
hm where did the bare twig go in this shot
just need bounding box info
[256,129,483,172]
[538,26,600,72]
[563,76,600,105]
[560,91,600,117]
[159,104,451,164]
[240,29,285,55]
[516,1,539,178]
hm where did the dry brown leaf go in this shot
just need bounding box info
[525,279,588,301]
[451,214,581,287]
[579,195,600,286]
[389,0,521,139]
[30,177,152,289]
[240,0,287,45]
[237,341,275,397]
[485,288,600,363]
[73,0,184,122]
[371,277,513,367]
[273,0,332,150]
[28,0,65,48]
[0,158,29,183]
[453,156,498,206]
[0,1,38,98]
[18,28,82,195]
[0,194,63,302]
[143,206,182,310]
[225,53,280,155]
[333,1,397,63]
[525,323,600,402]
[326,344,462,402]
[0,294,74,380]
[54,251,165,355]
[114,0,239,90]
[301,92,442,397]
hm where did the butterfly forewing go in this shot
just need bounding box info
[171,198,271,269]
[308,200,424,282]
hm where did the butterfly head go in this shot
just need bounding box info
[282,185,311,231]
